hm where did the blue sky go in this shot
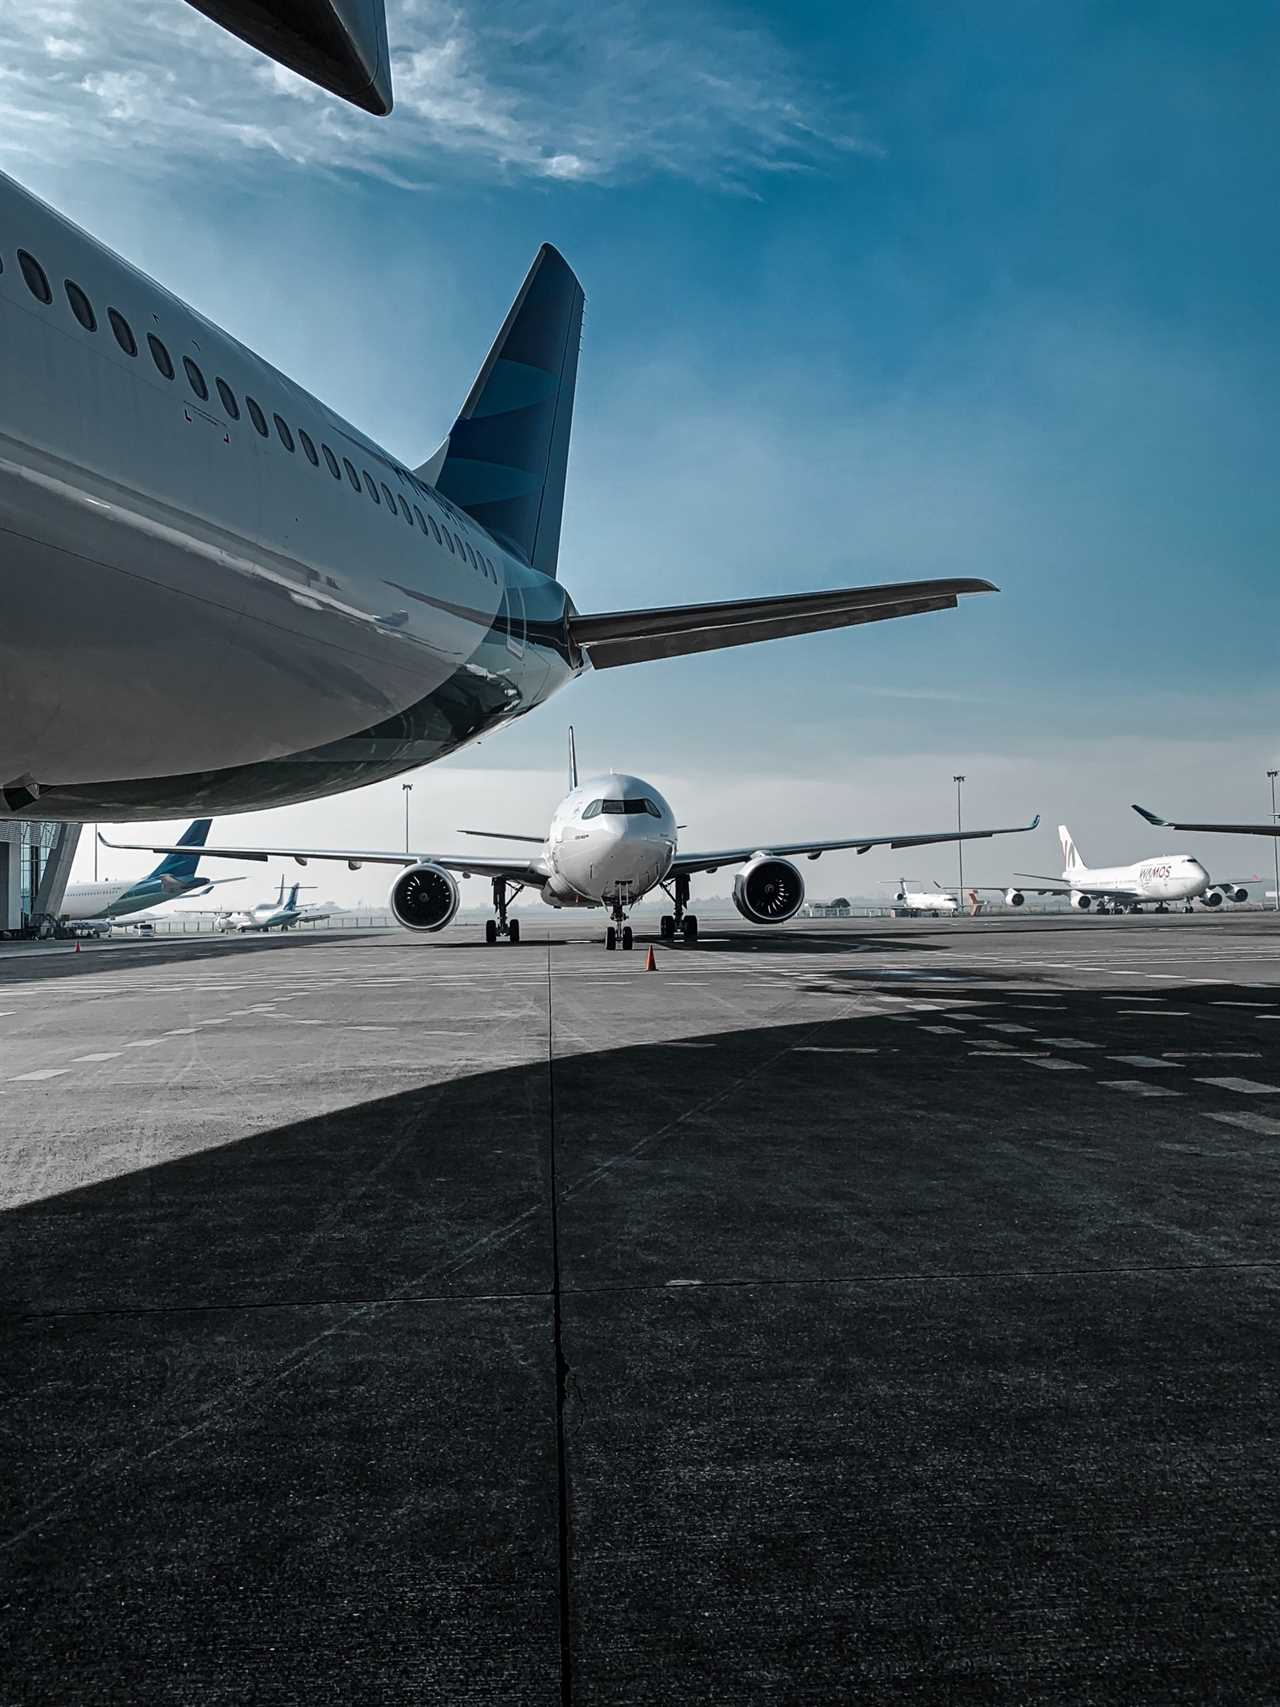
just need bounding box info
[7,0,1278,899]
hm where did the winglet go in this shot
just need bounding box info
[1028,814,1041,830]
[1132,804,1170,826]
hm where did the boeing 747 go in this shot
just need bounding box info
[1012,825,1248,914]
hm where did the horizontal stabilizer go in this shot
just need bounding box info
[570,578,996,669]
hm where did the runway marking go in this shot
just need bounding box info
[1036,1037,1102,1049]
[10,1068,71,1081]
[1099,1080,1182,1097]
[1023,1058,1088,1070]
[1211,1001,1274,1008]
[162,1028,198,1036]
[1206,1111,1280,1135]
[1108,1055,1182,1070]
[1196,1077,1280,1095]
[71,1052,121,1062]
[920,1024,963,1035]
[1165,1051,1261,1059]
[793,1045,884,1054]
[125,1039,167,1049]
[1118,1010,1186,1016]
[983,1023,1033,1033]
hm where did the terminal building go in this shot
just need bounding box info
[0,821,80,936]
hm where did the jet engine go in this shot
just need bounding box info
[1199,889,1223,908]
[732,856,804,924]
[1004,888,1026,907]
[1228,886,1249,904]
[388,862,459,933]
[1070,893,1092,911]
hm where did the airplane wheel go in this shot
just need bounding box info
[606,926,617,951]
[622,926,633,951]
[508,918,520,945]
[485,919,498,945]
[660,915,674,940]
[682,916,698,944]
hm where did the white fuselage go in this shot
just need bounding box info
[535,775,678,911]
[895,889,959,915]
[1066,854,1209,905]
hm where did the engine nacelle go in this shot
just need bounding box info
[1200,889,1223,908]
[1225,886,1248,904]
[1004,888,1026,907]
[388,862,460,933]
[1071,892,1092,911]
[732,856,805,924]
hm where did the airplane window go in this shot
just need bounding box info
[183,357,208,402]
[246,396,269,436]
[215,377,240,420]
[398,495,414,526]
[64,280,96,332]
[363,471,380,503]
[428,514,442,544]
[148,334,174,380]
[381,481,397,513]
[108,308,137,356]
[17,251,51,305]
[413,504,428,535]
[322,444,341,480]
[594,799,658,816]
[465,543,478,570]
[343,456,361,491]
[273,414,295,452]
[454,532,466,558]
[443,527,455,553]
[298,428,319,467]
[582,800,602,819]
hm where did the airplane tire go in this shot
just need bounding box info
[622,926,633,950]
[508,918,520,945]
[606,926,617,951]
[682,916,699,944]
[660,915,674,940]
[485,919,498,945]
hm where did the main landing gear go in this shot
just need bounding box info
[484,877,522,945]
[658,872,699,944]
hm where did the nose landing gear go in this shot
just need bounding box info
[484,877,523,944]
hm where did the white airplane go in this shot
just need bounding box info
[1010,825,1246,914]
[59,819,243,930]
[184,0,394,114]
[0,169,997,827]
[891,880,961,917]
[105,738,1038,951]
[216,881,329,934]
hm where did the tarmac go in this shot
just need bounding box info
[3,912,1279,1703]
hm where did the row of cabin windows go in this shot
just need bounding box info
[2,245,502,585]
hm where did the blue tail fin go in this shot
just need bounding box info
[150,819,211,881]
[421,244,584,577]
[285,883,300,910]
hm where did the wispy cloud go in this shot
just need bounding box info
[0,0,867,191]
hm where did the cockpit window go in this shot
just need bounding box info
[583,798,662,819]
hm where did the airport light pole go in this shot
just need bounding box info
[953,775,965,906]
[402,782,413,855]
[1269,770,1279,913]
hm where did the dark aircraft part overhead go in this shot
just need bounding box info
[184,0,393,114]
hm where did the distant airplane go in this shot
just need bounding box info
[216,880,329,934]
[1,171,998,826]
[105,739,1039,950]
[183,0,393,114]
[1012,824,1248,914]
[892,880,961,918]
[59,820,243,929]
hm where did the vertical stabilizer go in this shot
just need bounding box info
[150,819,211,881]
[1059,824,1084,873]
[420,245,584,577]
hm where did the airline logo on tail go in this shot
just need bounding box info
[1059,824,1084,873]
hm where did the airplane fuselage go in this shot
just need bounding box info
[536,774,678,911]
[0,169,576,822]
[60,872,206,922]
[1066,855,1209,905]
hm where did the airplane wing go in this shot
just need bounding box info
[1012,873,1143,900]
[1134,804,1280,837]
[570,578,996,669]
[98,834,547,888]
[671,814,1040,877]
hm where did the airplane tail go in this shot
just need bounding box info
[149,819,211,882]
[417,244,584,579]
[1059,824,1084,873]
[285,883,300,910]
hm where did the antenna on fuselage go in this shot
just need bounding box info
[568,726,579,791]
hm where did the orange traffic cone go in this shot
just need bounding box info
[644,945,657,971]
[73,941,80,955]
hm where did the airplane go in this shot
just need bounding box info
[58,819,244,930]
[216,880,329,933]
[891,880,961,918]
[184,0,394,115]
[1010,825,1248,914]
[104,737,1039,950]
[1134,803,1280,841]
[0,170,999,827]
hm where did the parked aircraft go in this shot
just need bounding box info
[892,881,961,918]
[184,0,393,114]
[1011,825,1247,914]
[216,881,329,933]
[105,742,1038,950]
[59,820,242,928]
[0,172,997,825]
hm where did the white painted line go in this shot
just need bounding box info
[125,1039,167,1049]
[1117,1010,1187,1016]
[1035,1038,1102,1050]
[920,1024,962,1035]
[11,1068,71,1081]
[1165,1051,1261,1059]
[1211,1001,1274,1008]
[1195,1077,1280,1095]
[1108,1055,1182,1070]
[1024,1059,1089,1071]
[794,1045,882,1054]
[983,1023,1034,1034]
[1206,1111,1280,1136]
[71,1052,121,1062]
[162,1028,199,1036]
[1098,1080,1182,1098]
